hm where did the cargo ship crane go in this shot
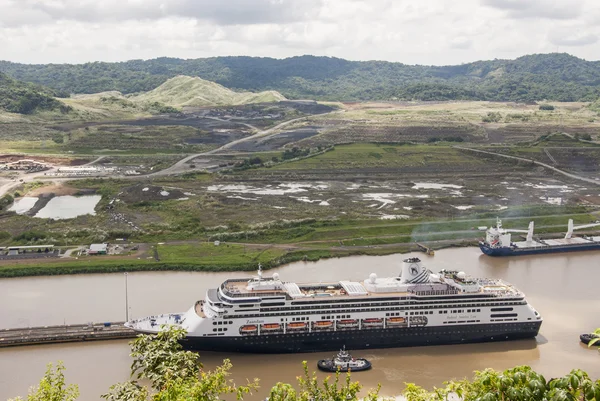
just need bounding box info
[565,219,600,239]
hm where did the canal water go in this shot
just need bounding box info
[1,248,599,400]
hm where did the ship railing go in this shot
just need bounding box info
[220,283,285,299]
[407,288,459,296]
[127,313,184,326]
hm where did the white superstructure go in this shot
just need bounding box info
[126,257,542,352]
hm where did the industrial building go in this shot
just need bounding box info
[88,243,108,255]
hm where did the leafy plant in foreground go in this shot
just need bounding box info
[8,362,79,401]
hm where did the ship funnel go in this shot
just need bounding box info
[565,219,574,239]
[526,221,534,243]
[400,257,430,284]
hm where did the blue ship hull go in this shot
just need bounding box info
[479,241,600,256]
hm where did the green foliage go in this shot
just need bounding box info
[128,325,200,390]
[3,53,600,101]
[13,230,50,243]
[401,365,600,401]
[589,328,600,350]
[0,194,14,211]
[482,112,503,123]
[0,72,71,114]
[268,361,380,401]
[283,147,310,160]
[539,104,555,110]
[8,361,79,401]
[427,136,464,143]
[102,325,259,401]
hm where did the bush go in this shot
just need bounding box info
[482,111,502,123]
[0,194,14,211]
[13,230,49,242]
[539,104,555,110]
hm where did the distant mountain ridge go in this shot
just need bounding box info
[1,53,600,102]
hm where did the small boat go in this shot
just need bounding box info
[337,319,359,329]
[287,322,307,330]
[239,325,258,334]
[261,323,281,331]
[317,347,372,372]
[386,317,406,325]
[313,321,334,329]
[362,318,383,327]
[580,333,600,346]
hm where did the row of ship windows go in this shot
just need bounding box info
[223,306,488,319]
[236,301,525,311]
[226,324,533,340]
[213,321,234,325]
[443,320,481,324]
[439,309,481,314]
[213,328,228,332]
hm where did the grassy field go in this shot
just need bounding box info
[268,143,486,171]
[0,242,415,278]
[291,101,600,147]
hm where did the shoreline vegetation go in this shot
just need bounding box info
[10,326,599,401]
[0,206,598,278]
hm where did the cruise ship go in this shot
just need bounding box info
[126,258,542,353]
[480,218,600,257]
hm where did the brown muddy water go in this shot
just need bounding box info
[1,248,599,400]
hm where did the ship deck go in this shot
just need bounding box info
[222,278,519,299]
[514,236,597,249]
[224,280,350,298]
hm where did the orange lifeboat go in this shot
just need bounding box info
[239,325,258,334]
[337,319,359,328]
[262,323,281,331]
[287,322,307,330]
[362,318,384,327]
[313,320,333,329]
[386,317,406,325]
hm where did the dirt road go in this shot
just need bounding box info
[151,114,334,176]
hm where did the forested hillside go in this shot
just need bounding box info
[0,72,70,114]
[2,53,600,102]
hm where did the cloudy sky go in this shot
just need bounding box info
[1,0,599,65]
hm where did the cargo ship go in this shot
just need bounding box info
[479,218,600,257]
[126,258,542,353]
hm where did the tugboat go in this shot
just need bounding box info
[580,333,600,346]
[317,347,372,372]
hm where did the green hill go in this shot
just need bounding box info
[0,72,70,115]
[2,53,600,102]
[130,75,286,107]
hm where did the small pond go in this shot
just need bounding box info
[8,197,38,214]
[34,195,102,219]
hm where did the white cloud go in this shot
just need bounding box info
[548,29,598,47]
[481,0,584,20]
[0,0,599,64]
